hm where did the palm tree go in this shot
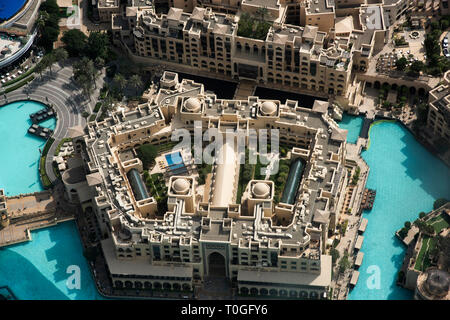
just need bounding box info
[41,53,56,75]
[79,74,93,100]
[93,69,101,89]
[129,74,143,97]
[94,57,105,69]
[36,11,49,33]
[102,94,115,112]
[53,48,68,70]
[113,73,126,93]
[73,58,96,98]
[35,61,46,79]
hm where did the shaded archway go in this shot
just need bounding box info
[269,289,278,296]
[208,252,226,277]
[374,81,381,89]
[418,87,426,98]
[240,287,249,295]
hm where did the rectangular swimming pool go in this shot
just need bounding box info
[165,152,188,175]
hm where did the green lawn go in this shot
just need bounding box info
[427,214,450,233]
[414,236,437,271]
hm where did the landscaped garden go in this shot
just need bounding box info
[237,12,272,40]
[414,235,437,271]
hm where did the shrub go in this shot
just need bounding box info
[237,13,271,40]
[2,75,35,94]
[433,198,448,210]
[94,102,102,113]
[398,227,408,239]
[330,248,340,265]
[61,29,88,57]
[136,144,158,169]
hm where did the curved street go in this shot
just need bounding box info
[0,61,104,183]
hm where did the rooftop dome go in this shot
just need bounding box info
[252,182,270,199]
[260,101,277,116]
[184,97,201,112]
[172,178,190,194]
[424,269,450,297]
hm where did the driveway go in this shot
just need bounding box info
[1,61,104,182]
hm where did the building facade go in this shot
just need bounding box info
[62,72,353,298]
[426,84,450,146]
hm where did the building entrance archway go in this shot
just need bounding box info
[208,252,226,277]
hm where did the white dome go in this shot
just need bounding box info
[252,182,270,198]
[184,97,201,112]
[260,101,277,116]
[172,178,190,194]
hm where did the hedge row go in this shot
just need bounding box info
[2,75,35,94]
[3,66,36,87]
[39,137,55,189]
[94,102,102,113]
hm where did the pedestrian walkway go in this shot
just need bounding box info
[234,80,256,100]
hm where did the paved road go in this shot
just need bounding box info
[1,61,104,182]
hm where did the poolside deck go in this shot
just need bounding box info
[0,189,75,247]
[349,270,360,287]
[355,251,364,268]
[358,218,368,234]
[354,235,364,251]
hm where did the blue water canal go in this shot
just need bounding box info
[0,221,103,300]
[0,100,449,299]
[339,116,450,300]
[0,100,55,196]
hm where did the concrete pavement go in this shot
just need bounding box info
[1,61,105,183]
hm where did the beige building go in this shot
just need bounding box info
[62,71,354,298]
[401,204,450,300]
[102,0,413,105]
[97,0,120,22]
[414,268,450,300]
[426,84,450,146]
[112,6,353,97]
[0,189,8,228]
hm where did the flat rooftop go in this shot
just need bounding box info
[238,255,332,287]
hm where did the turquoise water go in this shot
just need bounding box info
[0,101,56,196]
[0,101,104,300]
[338,113,363,144]
[0,221,104,300]
[340,118,450,300]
